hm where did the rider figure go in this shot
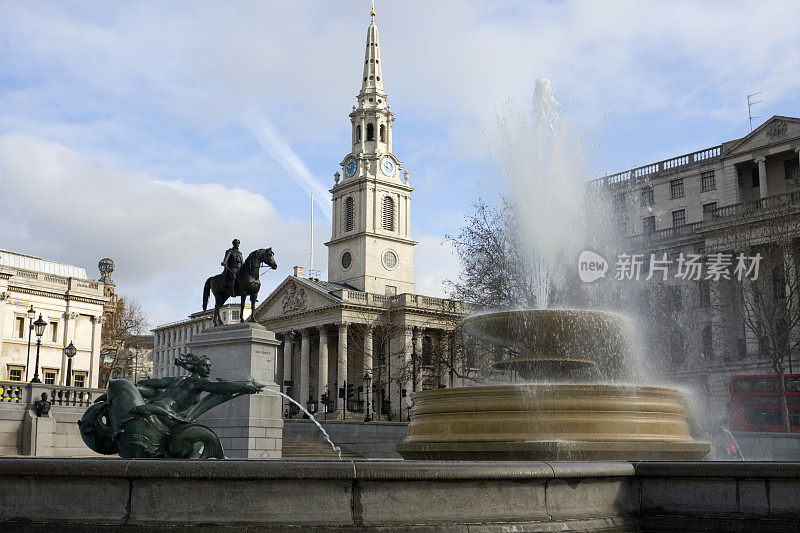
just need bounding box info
[221,239,243,295]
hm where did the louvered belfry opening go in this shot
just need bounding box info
[382,196,394,231]
[345,197,355,232]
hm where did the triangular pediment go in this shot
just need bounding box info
[723,116,800,157]
[254,276,342,321]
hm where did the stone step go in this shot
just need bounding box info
[282,441,361,459]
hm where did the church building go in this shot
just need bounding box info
[254,10,467,420]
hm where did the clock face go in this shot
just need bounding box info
[380,157,395,177]
[344,157,357,178]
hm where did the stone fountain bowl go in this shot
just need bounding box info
[397,384,710,461]
[463,309,635,379]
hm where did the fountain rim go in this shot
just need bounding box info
[408,383,687,400]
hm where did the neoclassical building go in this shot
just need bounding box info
[596,115,800,419]
[254,12,466,420]
[0,250,109,388]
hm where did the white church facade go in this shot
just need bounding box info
[253,11,467,420]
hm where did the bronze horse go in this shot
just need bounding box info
[203,248,277,326]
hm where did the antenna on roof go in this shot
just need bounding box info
[747,92,763,132]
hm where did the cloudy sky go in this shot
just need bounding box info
[1,0,799,328]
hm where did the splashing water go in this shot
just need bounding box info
[261,388,342,459]
[490,79,599,309]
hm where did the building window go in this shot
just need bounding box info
[366,123,374,141]
[641,186,654,206]
[8,366,23,381]
[344,197,354,232]
[702,326,713,358]
[385,285,397,296]
[43,369,57,385]
[670,178,684,199]
[382,196,394,231]
[702,202,717,216]
[356,125,361,142]
[379,124,386,142]
[698,280,710,308]
[231,310,240,321]
[643,216,655,234]
[73,372,87,388]
[15,317,25,339]
[382,250,398,269]
[701,171,716,191]
[614,193,626,211]
[341,251,352,269]
[672,209,686,227]
[50,321,58,343]
[786,159,799,180]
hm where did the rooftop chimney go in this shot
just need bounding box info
[293,266,304,278]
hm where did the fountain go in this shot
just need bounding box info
[397,309,710,461]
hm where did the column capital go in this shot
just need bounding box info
[794,146,800,154]
[339,322,349,330]
[317,324,329,335]
[754,155,766,164]
[301,328,310,339]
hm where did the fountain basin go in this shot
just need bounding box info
[397,384,710,461]
[463,309,634,379]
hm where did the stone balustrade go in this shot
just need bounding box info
[593,144,722,187]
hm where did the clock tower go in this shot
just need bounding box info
[326,9,416,295]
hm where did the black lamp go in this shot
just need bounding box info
[24,305,35,381]
[64,341,77,386]
[363,371,372,422]
[30,314,47,383]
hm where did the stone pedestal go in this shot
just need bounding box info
[21,410,54,457]
[189,322,283,459]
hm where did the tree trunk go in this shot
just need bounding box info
[775,361,791,433]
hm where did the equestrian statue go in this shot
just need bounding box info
[203,239,278,326]
[78,353,263,459]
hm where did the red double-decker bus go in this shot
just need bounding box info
[730,374,800,432]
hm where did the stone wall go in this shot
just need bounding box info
[283,419,407,458]
[1,459,798,531]
[0,382,103,457]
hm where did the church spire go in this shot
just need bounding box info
[360,4,384,97]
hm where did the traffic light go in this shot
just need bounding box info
[338,386,344,399]
[321,392,328,405]
[346,382,355,400]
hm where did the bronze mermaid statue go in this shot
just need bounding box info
[78,353,263,459]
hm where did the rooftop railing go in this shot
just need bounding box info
[593,145,722,187]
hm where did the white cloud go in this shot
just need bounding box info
[0,133,308,326]
[414,234,460,298]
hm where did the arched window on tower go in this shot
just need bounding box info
[356,125,361,142]
[379,124,385,142]
[367,123,374,141]
[382,196,394,231]
[345,197,355,232]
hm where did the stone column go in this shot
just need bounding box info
[402,327,413,417]
[363,325,373,418]
[337,323,348,413]
[796,147,800,170]
[89,315,100,388]
[413,327,423,392]
[755,155,767,199]
[282,332,293,415]
[0,288,9,378]
[317,326,329,408]
[299,329,310,407]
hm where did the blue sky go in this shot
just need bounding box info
[1,0,799,327]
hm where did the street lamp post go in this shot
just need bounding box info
[24,305,35,381]
[363,372,372,422]
[29,314,47,383]
[64,341,77,386]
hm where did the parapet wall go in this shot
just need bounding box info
[1,459,797,531]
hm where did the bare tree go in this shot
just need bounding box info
[709,215,800,432]
[445,197,538,309]
[100,297,149,387]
